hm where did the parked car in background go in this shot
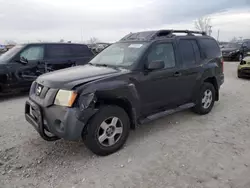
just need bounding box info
[0,45,7,56]
[89,43,112,55]
[221,42,241,61]
[0,43,94,94]
[239,40,250,61]
[25,30,224,156]
[238,52,250,78]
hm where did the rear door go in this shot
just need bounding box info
[44,44,73,72]
[176,38,203,104]
[69,44,94,65]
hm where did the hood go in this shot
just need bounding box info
[36,64,128,90]
[0,64,8,74]
[221,47,238,52]
[0,59,8,64]
[243,56,250,62]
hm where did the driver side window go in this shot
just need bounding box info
[20,46,44,61]
[147,43,176,69]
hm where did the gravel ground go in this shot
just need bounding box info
[0,62,250,188]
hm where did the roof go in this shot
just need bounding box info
[119,30,207,42]
[23,42,88,46]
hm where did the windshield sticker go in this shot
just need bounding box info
[128,44,143,48]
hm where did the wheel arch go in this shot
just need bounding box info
[95,98,137,129]
[203,77,219,101]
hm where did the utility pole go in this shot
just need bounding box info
[208,25,212,36]
[217,29,220,41]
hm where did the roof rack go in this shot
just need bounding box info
[166,30,206,36]
[119,30,207,41]
[152,30,207,39]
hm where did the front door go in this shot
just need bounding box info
[10,44,45,89]
[137,42,183,115]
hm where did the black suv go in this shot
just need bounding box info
[0,43,94,94]
[221,42,241,61]
[25,30,224,156]
[239,40,250,61]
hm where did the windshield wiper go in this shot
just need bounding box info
[93,63,108,67]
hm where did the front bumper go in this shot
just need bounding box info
[25,99,92,141]
[238,68,250,77]
[222,52,237,59]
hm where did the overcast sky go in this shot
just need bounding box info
[0,0,250,44]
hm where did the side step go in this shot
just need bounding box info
[139,103,195,124]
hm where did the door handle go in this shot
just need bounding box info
[173,72,182,77]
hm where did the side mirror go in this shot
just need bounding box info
[147,60,165,70]
[20,56,28,64]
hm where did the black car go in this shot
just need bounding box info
[221,42,241,61]
[25,30,224,156]
[0,43,94,94]
[239,40,250,61]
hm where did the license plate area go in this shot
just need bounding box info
[25,101,42,128]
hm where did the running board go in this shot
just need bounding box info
[139,103,195,124]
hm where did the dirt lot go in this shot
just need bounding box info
[0,62,250,188]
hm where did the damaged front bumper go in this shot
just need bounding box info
[25,98,98,141]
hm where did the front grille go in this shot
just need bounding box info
[31,82,49,99]
[29,82,58,107]
[240,68,250,75]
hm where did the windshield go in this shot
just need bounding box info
[222,43,240,49]
[90,42,148,68]
[0,45,24,63]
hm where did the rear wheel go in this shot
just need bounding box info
[83,105,130,156]
[192,82,215,115]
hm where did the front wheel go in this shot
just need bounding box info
[192,83,215,115]
[83,105,130,156]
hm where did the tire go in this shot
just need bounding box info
[192,82,215,115]
[83,105,130,156]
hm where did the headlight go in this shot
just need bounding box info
[240,60,246,65]
[54,90,78,107]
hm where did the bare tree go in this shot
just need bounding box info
[87,37,100,44]
[5,40,16,45]
[194,17,212,35]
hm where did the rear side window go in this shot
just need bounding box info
[70,45,93,57]
[46,44,72,59]
[179,40,197,66]
[199,38,220,58]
